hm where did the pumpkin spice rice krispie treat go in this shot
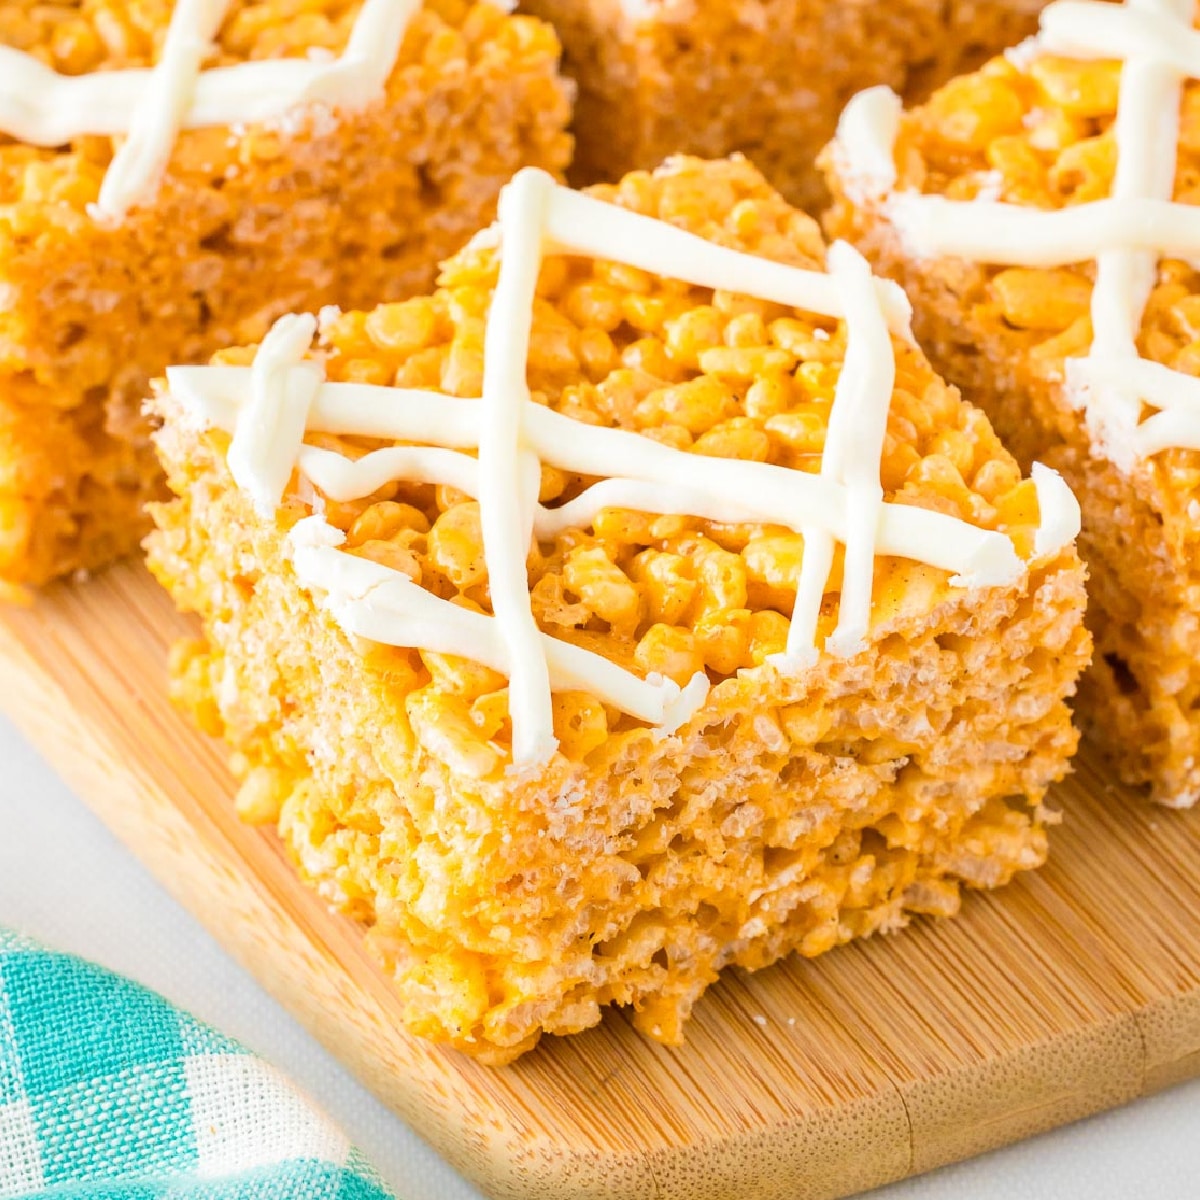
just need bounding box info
[148,157,1089,1062]
[519,0,1063,210]
[0,0,570,590]
[824,0,1200,805]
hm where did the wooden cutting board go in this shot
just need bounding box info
[3,561,1200,1200]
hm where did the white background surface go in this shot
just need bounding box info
[2,711,1199,1199]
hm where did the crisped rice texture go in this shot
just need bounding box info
[148,157,1090,1061]
[823,50,1200,806]
[0,0,571,588]
[518,0,1051,210]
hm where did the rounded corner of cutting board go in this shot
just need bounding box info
[4,561,1200,1200]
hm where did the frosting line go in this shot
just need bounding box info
[289,517,703,731]
[477,167,558,767]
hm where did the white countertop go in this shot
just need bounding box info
[2,712,1197,1200]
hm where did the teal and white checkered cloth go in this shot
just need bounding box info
[0,929,396,1199]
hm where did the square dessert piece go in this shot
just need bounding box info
[148,157,1088,1062]
[0,0,571,588]
[825,0,1200,805]
[518,0,1056,210]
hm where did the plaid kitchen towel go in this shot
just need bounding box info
[0,929,396,1199]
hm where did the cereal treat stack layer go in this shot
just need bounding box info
[149,158,1089,1062]
[519,0,1059,209]
[0,0,570,588]
[825,0,1200,805]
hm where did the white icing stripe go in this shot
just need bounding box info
[831,86,902,204]
[534,479,997,562]
[1089,2,1188,438]
[835,0,1200,471]
[168,374,485,447]
[2,0,421,225]
[174,361,1028,580]
[787,243,893,662]
[1040,0,1200,66]
[821,242,894,658]
[1032,464,1084,558]
[1067,355,1200,456]
[297,444,479,503]
[478,169,557,766]
[226,314,321,515]
[543,183,914,335]
[1078,355,1200,416]
[322,0,423,107]
[187,169,1078,766]
[92,0,231,224]
[1133,406,1200,454]
[787,529,832,668]
[289,517,708,733]
[890,196,1200,266]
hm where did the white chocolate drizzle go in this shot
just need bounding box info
[287,517,710,734]
[93,0,229,225]
[477,168,556,766]
[834,0,1200,471]
[169,168,1079,767]
[226,313,323,515]
[1,0,422,225]
[831,85,902,205]
[787,241,893,665]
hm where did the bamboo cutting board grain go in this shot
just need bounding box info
[3,562,1200,1200]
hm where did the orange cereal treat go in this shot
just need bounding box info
[518,0,1057,209]
[0,0,571,588]
[824,0,1200,805]
[148,158,1089,1062]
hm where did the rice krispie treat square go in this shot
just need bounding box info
[148,157,1088,1062]
[824,0,1200,805]
[518,0,1057,210]
[0,0,571,589]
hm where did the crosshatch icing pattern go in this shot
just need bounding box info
[169,167,1080,767]
[0,0,424,223]
[836,0,1200,471]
